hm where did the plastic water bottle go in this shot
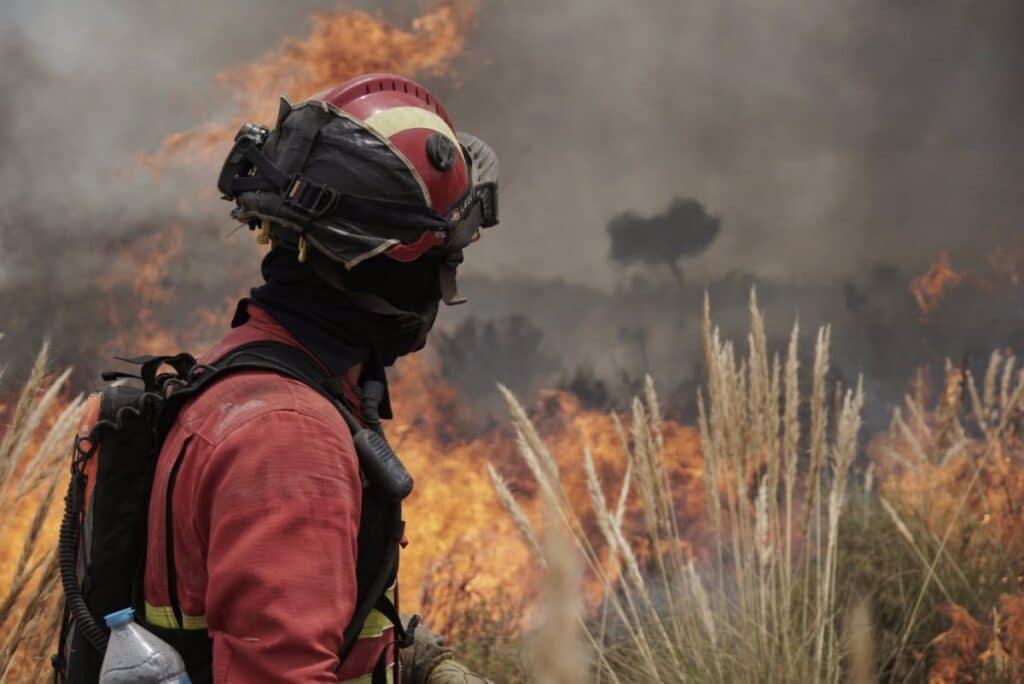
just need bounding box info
[99,608,191,684]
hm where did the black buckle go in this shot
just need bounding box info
[284,176,338,217]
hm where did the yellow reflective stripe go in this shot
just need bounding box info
[358,609,393,639]
[339,668,394,684]
[148,583,392,636]
[145,603,178,629]
[358,588,396,639]
[144,602,207,630]
[182,613,208,630]
[363,107,459,149]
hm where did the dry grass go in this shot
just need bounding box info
[492,290,868,682]
[483,294,1024,682]
[0,343,84,683]
[526,501,588,684]
[865,349,1024,681]
[846,599,875,684]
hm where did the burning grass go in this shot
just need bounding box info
[856,349,1024,682]
[481,292,1024,683]
[491,292,866,682]
[0,343,85,682]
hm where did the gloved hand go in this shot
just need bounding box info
[424,658,493,684]
[399,616,493,684]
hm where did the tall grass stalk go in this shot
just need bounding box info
[527,501,589,684]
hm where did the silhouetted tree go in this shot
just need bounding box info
[607,197,720,285]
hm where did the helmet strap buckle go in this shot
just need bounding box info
[284,176,339,218]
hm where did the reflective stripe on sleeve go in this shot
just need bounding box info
[145,602,208,630]
[358,588,396,639]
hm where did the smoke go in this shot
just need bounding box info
[433,0,1024,286]
[445,264,1024,432]
[435,315,558,419]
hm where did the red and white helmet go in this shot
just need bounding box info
[316,73,473,258]
[219,72,499,302]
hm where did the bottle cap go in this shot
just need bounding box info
[104,608,135,627]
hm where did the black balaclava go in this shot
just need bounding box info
[244,247,443,414]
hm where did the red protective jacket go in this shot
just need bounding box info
[144,304,394,683]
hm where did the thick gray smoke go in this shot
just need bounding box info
[1,0,1022,430]
[436,0,1024,286]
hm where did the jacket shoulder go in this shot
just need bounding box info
[174,370,348,447]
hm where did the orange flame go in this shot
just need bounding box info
[146,0,478,169]
[909,244,1024,318]
[388,355,707,620]
[925,595,1024,682]
[928,603,990,683]
[910,251,964,316]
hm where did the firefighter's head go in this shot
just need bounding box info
[217,73,499,358]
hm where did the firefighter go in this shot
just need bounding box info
[143,74,498,683]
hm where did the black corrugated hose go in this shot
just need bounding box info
[58,465,108,653]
